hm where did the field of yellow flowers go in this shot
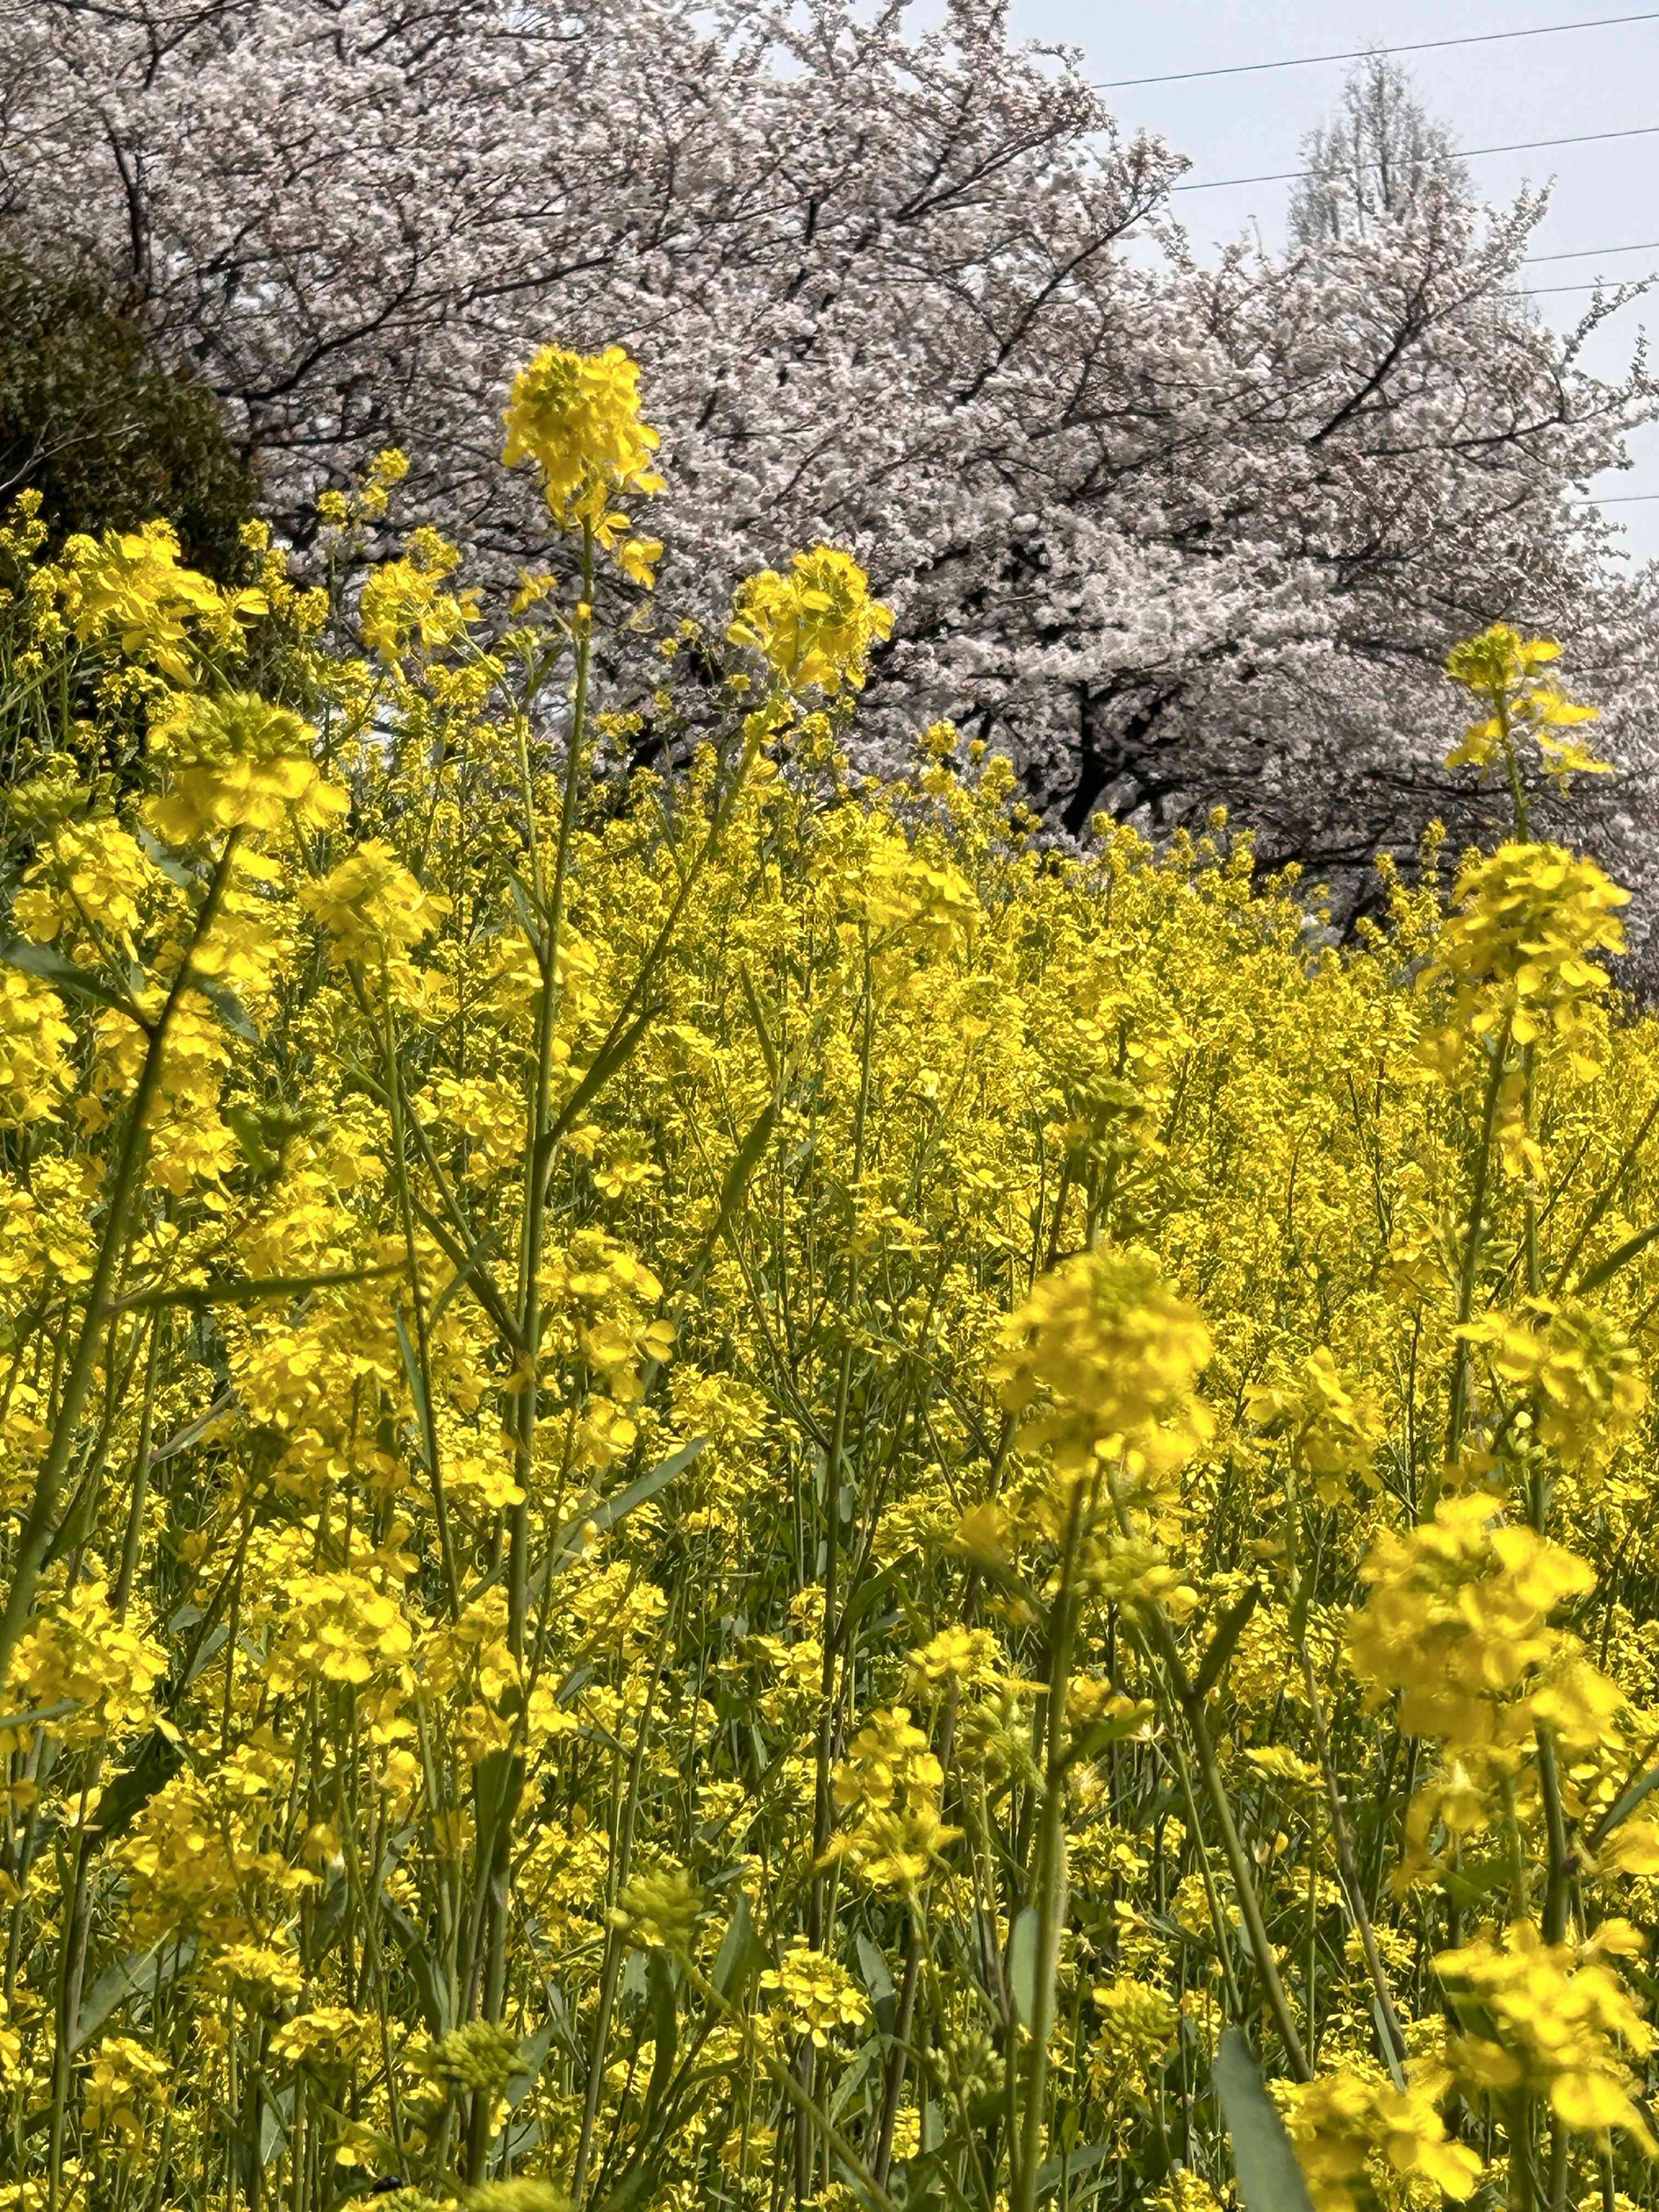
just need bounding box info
[1,341,1657,2212]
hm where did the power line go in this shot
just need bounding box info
[1513,275,1656,292]
[1571,491,1659,502]
[1172,121,1659,194]
[1097,9,1659,89]
[1523,236,1659,262]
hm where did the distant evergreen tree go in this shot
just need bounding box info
[1289,54,1471,245]
[0,256,256,578]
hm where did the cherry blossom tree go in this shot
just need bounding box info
[2,0,1655,927]
[1289,54,1468,246]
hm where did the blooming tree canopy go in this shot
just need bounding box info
[3,0,1656,921]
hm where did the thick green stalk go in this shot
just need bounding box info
[1440,1019,1514,1493]
[1010,1481,1085,2212]
[381,990,461,1618]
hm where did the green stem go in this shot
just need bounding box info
[0,829,241,1697]
[1011,1479,1086,2212]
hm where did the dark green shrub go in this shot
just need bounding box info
[0,256,256,579]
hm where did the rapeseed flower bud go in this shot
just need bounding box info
[1088,1978,1181,2101]
[422,2019,527,2097]
[610,1865,702,1952]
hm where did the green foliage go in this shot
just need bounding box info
[0,255,255,578]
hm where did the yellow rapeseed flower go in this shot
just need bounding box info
[727,545,893,695]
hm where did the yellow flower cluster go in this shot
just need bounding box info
[995,1242,1214,1479]
[1438,1922,1656,2142]
[1347,1496,1594,1749]
[759,1939,871,2048]
[1445,624,1609,787]
[59,518,268,684]
[0,967,75,1125]
[1284,2062,1482,2212]
[146,689,347,844]
[300,838,452,967]
[1431,841,1628,1054]
[1459,1297,1646,1469]
[727,543,894,694]
[501,341,664,580]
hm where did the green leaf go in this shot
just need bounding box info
[656,1102,777,1338]
[736,961,779,1083]
[430,1227,500,1327]
[135,828,201,892]
[505,866,547,952]
[191,974,260,1045]
[506,2015,561,2114]
[257,2083,294,2165]
[1192,1585,1261,1704]
[394,1303,433,1471]
[1594,1754,1659,1846]
[591,2168,657,2212]
[1008,1907,1038,2028]
[712,1891,765,2002]
[1213,2027,1316,2212]
[1031,2142,1112,2200]
[381,1899,452,2034]
[114,1262,399,1314]
[73,1937,197,2053]
[0,1697,76,1734]
[828,2033,883,2121]
[0,936,138,1021]
[909,2152,977,2212]
[642,1950,679,2121]
[554,1438,708,1567]
[40,1459,105,1570]
[86,1729,183,1844]
[224,1103,280,1177]
[548,1000,659,1157]
[472,1746,522,1842]
[705,1103,777,1266]
[856,1932,897,2036]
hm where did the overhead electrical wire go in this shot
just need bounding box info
[1172,120,1659,193]
[1513,276,1656,292]
[1523,236,1659,261]
[1097,10,1659,89]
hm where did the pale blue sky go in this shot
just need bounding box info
[1007,0,1659,561]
